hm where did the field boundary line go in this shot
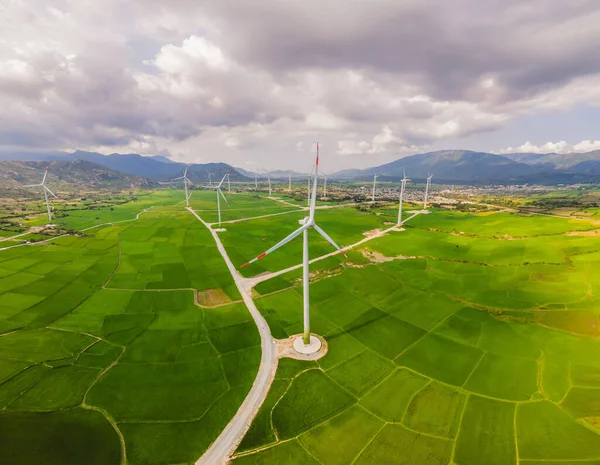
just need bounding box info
[461,351,486,388]
[350,421,387,464]
[514,402,520,465]
[401,379,432,424]
[297,439,326,464]
[450,393,470,463]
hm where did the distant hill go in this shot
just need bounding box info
[269,170,310,179]
[334,150,547,183]
[333,149,600,184]
[0,150,248,183]
[502,150,600,170]
[149,155,176,164]
[0,160,156,190]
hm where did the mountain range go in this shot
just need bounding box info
[0,148,598,186]
[0,160,155,190]
[333,149,600,184]
[0,150,247,183]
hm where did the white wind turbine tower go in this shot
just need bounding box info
[174,166,193,207]
[23,169,57,224]
[241,143,346,351]
[205,170,213,186]
[398,170,408,226]
[423,174,433,210]
[254,173,258,189]
[320,170,330,198]
[372,174,380,201]
[226,172,231,193]
[203,174,229,228]
[266,171,272,197]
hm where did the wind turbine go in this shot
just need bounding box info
[205,170,213,186]
[372,174,380,201]
[254,173,258,189]
[203,174,229,228]
[424,174,433,210]
[23,169,57,224]
[265,170,272,197]
[174,166,193,207]
[320,170,330,198]
[398,170,408,226]
[241,143,346,349]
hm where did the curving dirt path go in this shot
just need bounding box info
[190,208,423,464]
[189,208,279,465]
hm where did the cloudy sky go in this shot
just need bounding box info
[2,0,600,170]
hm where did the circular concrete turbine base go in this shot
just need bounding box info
[293,335,322,355]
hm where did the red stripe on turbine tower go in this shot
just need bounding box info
[258,252,267,259]
[240,262,250,268]
[316,142,319,165]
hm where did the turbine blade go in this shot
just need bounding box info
[22,184,41,188]
[44,186,58,198]
[218,174,227,188]
[184,166,188,177]
[42,169,48,184]
[313,223,347,258]
[240,224,307,268]
[219,188,229,206]
[173,176,184,180]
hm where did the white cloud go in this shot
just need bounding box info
[337,125,406,155]
[2,0,600,170]
[498,140,600,154]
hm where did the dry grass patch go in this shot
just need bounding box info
[196,288,232,307]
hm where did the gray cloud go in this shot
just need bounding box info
[1,0,600,169]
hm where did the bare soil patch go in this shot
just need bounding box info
[360,248,413,263]
[566,230,600,237]
[196,288,232,307]
[362,228,382,238]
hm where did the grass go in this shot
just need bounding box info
[455,396,516,465]
[4,189,600,464]
[404,381,466,439]
[0,408,121,465]
[0,192,261,464]
[271,369,355,439]
[237,207,600,464]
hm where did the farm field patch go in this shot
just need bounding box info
[3,191,600,464]
[237,208,600,464]
[0,199,260,465]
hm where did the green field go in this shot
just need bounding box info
[234,207,600,464]
[3,189,600,464]
[0,191,260,465]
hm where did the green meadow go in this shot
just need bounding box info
[3,189,600,464]
[234,208,600,464]
[0,191,260,465]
